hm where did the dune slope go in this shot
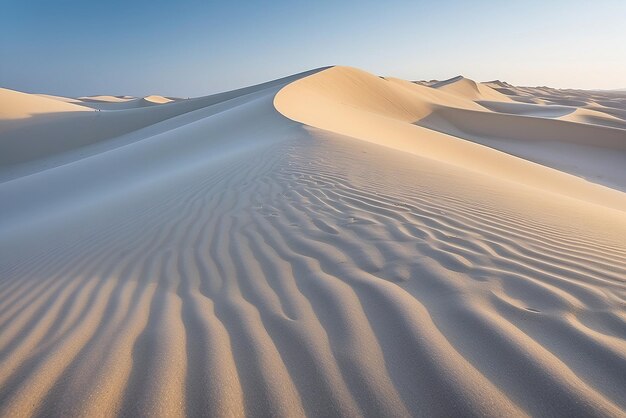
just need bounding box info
[1,66,625,417]
[274,66,626,208]
[0,68,325,180]
[0,88,92,123]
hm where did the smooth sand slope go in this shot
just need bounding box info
[0,67,625,417]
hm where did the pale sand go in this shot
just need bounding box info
[0,66,625,417]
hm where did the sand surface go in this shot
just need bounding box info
[1,67,625,417]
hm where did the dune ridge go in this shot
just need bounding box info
[0,68,325,180]
[274,67,626,209]
[1,66,625,417]
[432,75,513,102]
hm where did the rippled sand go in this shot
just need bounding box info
[1,67,625,417]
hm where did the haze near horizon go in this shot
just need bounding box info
[1,0,624,96]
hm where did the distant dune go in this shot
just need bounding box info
[0,88,93,121]
[1,67,625,417]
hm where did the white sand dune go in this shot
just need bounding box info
[0,69,322,180]
[1,66,625,417]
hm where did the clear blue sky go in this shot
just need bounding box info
[1,0,624,97]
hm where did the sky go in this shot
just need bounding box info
[1,0,624,97]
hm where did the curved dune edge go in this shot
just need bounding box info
[274,66,626,212]
[0,68,327,179]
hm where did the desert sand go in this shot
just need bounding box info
[0,66,625,417]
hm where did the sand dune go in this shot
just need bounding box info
[0,88,92,121]
[75,95,174,110]
[275,66,626,208]
[34,94,85,105]
[1,66,625,417]
[0,69,323,180]
[432,75,513,102]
